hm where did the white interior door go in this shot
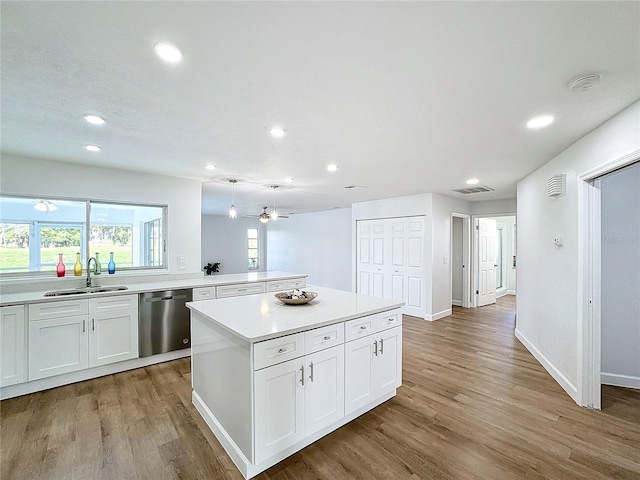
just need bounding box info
[356,222,372,296]
[477,218,497,307]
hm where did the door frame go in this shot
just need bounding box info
[450,213,471,308]
[471,212,516,307]
[578,148,639,408]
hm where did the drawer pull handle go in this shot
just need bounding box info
[360,325,368,330]
[388,318,396,322]
[278,348,287,354]
[323,335,331,341]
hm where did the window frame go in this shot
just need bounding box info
[0,194,168,278]
[247,227,259,270]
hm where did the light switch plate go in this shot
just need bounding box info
[177,255,186,270]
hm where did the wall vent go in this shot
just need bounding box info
[452,185,495,194]
[547,174,565,197]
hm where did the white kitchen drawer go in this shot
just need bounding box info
[253,332,305,370]
[89,294,138,313]
[193,287,216,300]
[344,314,376,342]
[217,282,266,298]
[375,311,401,331]
[266,278,307,292]
[304,322,344,354]
[29,299,88,321]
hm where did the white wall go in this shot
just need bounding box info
[431,194,471,317]
[0,154,202,283]
[516,100,640,404]
[600,162,640,388]
[201,215,266,274]
[470,198,517,216]
[267,208,352,291]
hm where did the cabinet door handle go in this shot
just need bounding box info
[300,365,305,386]
[309,362,314,382]
[82,319,86,333]
[373,340,378,357]
[380,338,384,354]
[92,318,95,331]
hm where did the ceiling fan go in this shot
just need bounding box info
[248,206,289,223]
[247,186,289,223]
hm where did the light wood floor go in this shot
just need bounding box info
[2,296,639,479]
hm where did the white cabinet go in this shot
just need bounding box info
[29,314,89,380]
[345,324,402,416]
[28,294,138,380]
[88,295,138,367]
[193,286,216,300]
[217,282,266,298]
[1,305,27,387]
[254,344,344,463]
[266,278,307,292]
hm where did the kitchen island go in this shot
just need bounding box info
[187,285,404,479]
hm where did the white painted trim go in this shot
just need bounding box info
[601,373,640,390]
[0,349,190,400]
[515,328,579,404]
[423,308,452,322]
[496,289,508,299]
[577,150,639,409]
[450,213,471,309]
[452,299,462,307]
[507,289,516,296]
[580,149,640,181]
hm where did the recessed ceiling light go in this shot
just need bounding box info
[205,164,216,171]
[154,42,183,63]
[466,178,479,185]
[527,115,555,129]
[83,114,105,125]
[327,164,338,172]
[84,144,101,152]
[285,177,294,183]
[270,127,286,138]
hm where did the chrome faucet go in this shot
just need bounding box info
[86,257,97,287]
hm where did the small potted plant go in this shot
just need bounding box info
[203,262,221,275]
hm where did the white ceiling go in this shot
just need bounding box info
[2,2,639,216]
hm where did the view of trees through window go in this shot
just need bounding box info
[0,196,165,274]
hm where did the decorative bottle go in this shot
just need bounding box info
[56,254,66,277]
[73,252,82,276]
[108,252,116,274]
[95,252,102,275]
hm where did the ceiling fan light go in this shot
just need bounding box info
[260,214,270,223]
[34,200,58,212]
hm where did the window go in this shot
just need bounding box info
[248,228,259,269]
[0,195,166,276]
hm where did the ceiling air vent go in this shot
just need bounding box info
[452,186,495,194]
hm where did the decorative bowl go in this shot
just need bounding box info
[275,290,318,305]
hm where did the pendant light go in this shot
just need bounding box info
[228,180,238,219]
[270,185,279,221]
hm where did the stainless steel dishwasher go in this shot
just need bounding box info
[139,289,193,357]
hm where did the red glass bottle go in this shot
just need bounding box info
[56,253,66,277]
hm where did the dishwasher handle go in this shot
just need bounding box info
[145,294,188,303]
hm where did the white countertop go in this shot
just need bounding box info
[187,285,404,343]
[0,271,306,306]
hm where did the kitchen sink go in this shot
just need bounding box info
[44,285,129,297]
